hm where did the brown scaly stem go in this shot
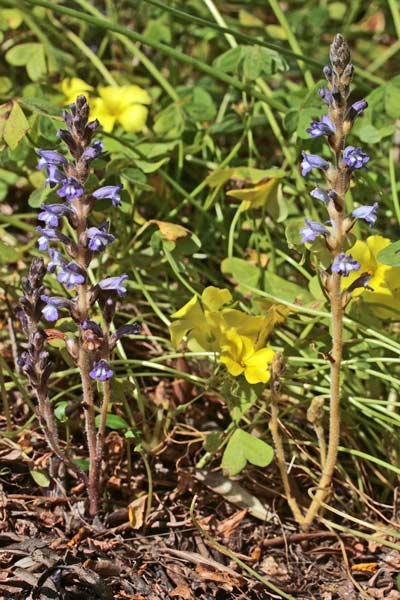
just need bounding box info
[75,201,99,517]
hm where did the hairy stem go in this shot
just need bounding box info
[269,392,305,525]
[76,203,99,516]
[302,270,343,529]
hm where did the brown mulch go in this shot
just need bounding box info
[2,445,400,600]
[1,366,400,599]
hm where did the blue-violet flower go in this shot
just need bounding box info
[38,203,72,228]
[58,177,84,201]
[86,224,115,252]
[306,115,336,138]
[40,295,72,322]
[343,146,369,169]
[57,263,86,289]
[89,359,113,381]
[92,184,123,207]
[98,274,128,296]
[301,152,330,177]
[331,253,360,277]
[352,202,378,226]
[300,219,329,243]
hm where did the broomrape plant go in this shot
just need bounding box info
[286,34,397,528]
[18,95,139,516]
[170,34,399,529]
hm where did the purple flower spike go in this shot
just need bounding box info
[331,253,360,277]
[38,203,72,228]
[319,87,333,105]
[352,202,378,226]
[306,115,336,138]
[57,263,86,289]
[89,359,113,382]
[40,295,72,322]
[92,184,123,207]
[98,274,128,296]
[57,177,84,201]
[343,146,370,170]
[300,152,329,176]
[86,223,115,252]
[300,219,329,243]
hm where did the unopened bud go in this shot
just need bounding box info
[330,33,351,75]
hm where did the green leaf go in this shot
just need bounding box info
[153,102,185,138]
[28,186,49,208]
[385,83,400,119]
[1,101,29,149]
[26,46,46,81]
[242,46,288,80]
[6,43,42,66]
[0,77,12,95]
[30,469,51,488]
[143,19,171,43]
[0,241,19,263]
[20,96,62,117]
[184,87,217,122]
[121,167,153,191]
[221,257,261,289]
[73,458,89,471]
[0,8,23,30]
[54,401,69,422]
[95,413,130,430]
[223,377,261,423]
[297,106,320,139]
[377,240,400,267]
[204,431,223,453]
[353,122,381,144]
[213,46,243,73]
[285,217,306,246]
[222,428,274,476]
[264,271,313,304]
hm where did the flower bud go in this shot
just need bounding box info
[330,33,351,75]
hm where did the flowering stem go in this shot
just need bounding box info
[302,271,343,529]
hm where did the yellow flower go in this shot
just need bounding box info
[169,287,232,352]
[89,85,151,133]
[345,235,400,318]
[60,77,93,104]
[220,330,275,384]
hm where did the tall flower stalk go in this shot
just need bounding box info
[18,96,139,516]
[273,35,376,529]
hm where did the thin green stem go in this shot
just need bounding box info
[64,29,117,86]
[389,147,400,225]
[140,0,322,67]
[388,0,400,40]
[20,0,286,111]
[267,0,314,89]
[73,0,179,101]
[227,203,243,258]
